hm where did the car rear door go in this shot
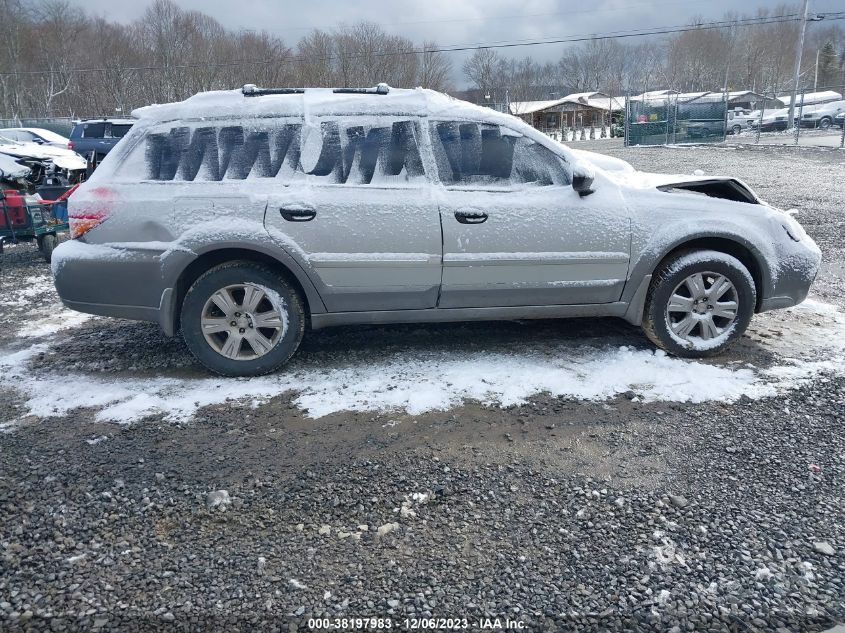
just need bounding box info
[430,120,630,308]
[262,116,442,312]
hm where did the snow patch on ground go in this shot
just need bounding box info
[1,298,844,426]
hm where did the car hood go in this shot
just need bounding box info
[0,141,86,171]
[606,170,762,204]
[0,152,30,179]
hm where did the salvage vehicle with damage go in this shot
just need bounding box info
[51,85,821,376]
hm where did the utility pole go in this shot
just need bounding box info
[813,49,820,91]
[787,0,811,129]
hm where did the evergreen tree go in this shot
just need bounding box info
[816,41,839,90]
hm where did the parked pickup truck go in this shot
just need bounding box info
[727,108,757,134]
[67,118,135,161]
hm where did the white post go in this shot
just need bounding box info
[787,0,811,130]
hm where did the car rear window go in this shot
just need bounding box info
[82,122,106,138]
[110,124,132,138]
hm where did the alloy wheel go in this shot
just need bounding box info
[200,283,288,360]
[665,271,739,346]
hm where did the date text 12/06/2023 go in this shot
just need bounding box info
[307,617,526,630]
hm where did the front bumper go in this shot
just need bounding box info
[757,236,821,313]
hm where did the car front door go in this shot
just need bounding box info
[430,120,630,308]
[262,116,442,312]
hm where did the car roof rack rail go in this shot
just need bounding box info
[333,83,390,95]
[242,83,390,97]
[242,84,305,96]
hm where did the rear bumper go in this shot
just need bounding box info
[52,240,177,335]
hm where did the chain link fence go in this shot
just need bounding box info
[732,84,845,149]
[624,91,729,146]
[0,117,76,137]
[618,85,845,149]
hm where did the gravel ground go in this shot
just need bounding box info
[0,144,843,632]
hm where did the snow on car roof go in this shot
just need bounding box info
[131,86,525,129]
[1,127,70,144]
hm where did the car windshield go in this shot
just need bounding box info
[0,135,16,145]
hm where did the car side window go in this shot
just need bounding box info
[302,117,426,186]
[136,119,303,182]
[82,123,106,138]
[110,124,132,139]
[429,121,570,188]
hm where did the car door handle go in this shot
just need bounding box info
[280,207,316,222]
[454,210,488,224]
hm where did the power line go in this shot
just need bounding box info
[1,11,844,78]
[264,0,719,34]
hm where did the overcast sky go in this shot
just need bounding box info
[80,0,842,82]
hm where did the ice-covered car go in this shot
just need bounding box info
[51,85,821,376]
[0,134,87,190]
[0,127,71,148]
[796,100,845,129]
[752,108,793,132]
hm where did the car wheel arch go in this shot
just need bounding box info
[170,246,325,334]
[649,236,767,312]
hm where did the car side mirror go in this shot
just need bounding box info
[572,174,594,197]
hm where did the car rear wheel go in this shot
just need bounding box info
[731,124,743,135]
[37,233,57,263]
[642,250,756,358]
[819,117,832,129]
[181,261,305,376]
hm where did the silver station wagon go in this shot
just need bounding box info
[52,84,821,376]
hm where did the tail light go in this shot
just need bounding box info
[67,141,74,150]
[68,186,114,238]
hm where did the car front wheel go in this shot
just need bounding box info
[642,250,756,357]
[181,261,305,376]
[819,117,832,129]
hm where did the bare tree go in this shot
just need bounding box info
[418,41,452,91]
[462,48,500,100]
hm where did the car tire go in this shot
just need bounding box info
[819,117,832,129]
[181,261,305,377]
[642,250,756,358]
[731,124,742,135]
[37,233,57,263]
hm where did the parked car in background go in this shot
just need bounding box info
[797,100,845,129]
[52,85,821,376]
[68,118,135,161]
[752,108,793,132]
[0,127,71,148]
[726,108,756,134]
[684,119,725,138]
[0,134,87,174]
[834,112,845,128]
[0,134,87,191]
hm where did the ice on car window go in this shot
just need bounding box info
[137,117,425,185]
[304,119,424,184]
[430,121,569,187]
